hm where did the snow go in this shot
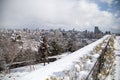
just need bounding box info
[114,36,120,80]
[17,35,110,80]
[0,63,50,80]
[0,52,70,80]
[22,39,39,51]
[115,56,120,80]
[105,36,120,80]
[0,35,111,80]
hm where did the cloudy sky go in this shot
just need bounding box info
[0,0,120,33]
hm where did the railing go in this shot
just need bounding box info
[85,36,115,80]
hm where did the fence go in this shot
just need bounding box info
[86,36,115,80]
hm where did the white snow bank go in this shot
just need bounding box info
[115,56,120,80]
[114,36,120,80]
[114,36,120,55]
[19,35,110,80]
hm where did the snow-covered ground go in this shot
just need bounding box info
[114,36,120,80]
[20,35,110,80]
[115,56,120,80]
[0,52,70,80]
[0,35,111,80]
[0,62,51,80]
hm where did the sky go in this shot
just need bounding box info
[0,0,120,33]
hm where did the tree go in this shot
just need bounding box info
[50,40,63,56]
[0,37,22,73]
[66,33,77,52]
[38,35,50,66]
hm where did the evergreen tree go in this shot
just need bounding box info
[50,40,63,56]
[66,39,76,52]
[38,35,50,66]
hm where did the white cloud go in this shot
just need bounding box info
[0,0,119,32]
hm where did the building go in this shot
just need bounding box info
[94,26,102,34]
[94,26,103,39]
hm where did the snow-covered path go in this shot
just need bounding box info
[115,36,120,80]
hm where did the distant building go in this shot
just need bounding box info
[94,26,102,34]
[105,31,111,34]
[94,26,103,39]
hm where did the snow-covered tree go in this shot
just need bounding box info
[50,40,63,55]
[66,33,77,52]
[38,35,50,66]
[0,37,22,73]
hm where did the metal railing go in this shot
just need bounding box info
[85,38,111,80]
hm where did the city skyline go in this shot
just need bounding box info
[0,0,120,33]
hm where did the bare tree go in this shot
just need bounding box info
[23,48,36,71]
[0,37,23,73]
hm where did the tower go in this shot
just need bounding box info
[94,26,100,34]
